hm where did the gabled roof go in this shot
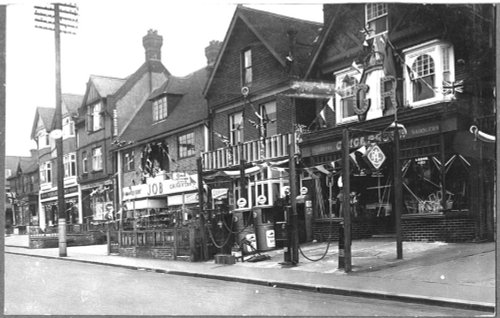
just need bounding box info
[62,93,84,116]
[119,67,209,144]
[90,75,127,98]
[16,156,38,175]
[204,5,323,96]
[30,107,55,140]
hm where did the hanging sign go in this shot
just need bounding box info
[300,187,308,195]
[257,195,267,205]
[366,144,386,170]
[237,197,247,208]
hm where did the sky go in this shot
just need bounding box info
[4,0,324,157]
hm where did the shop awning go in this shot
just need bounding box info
[125,199,167,210]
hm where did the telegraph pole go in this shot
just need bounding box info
[35,3,78,257]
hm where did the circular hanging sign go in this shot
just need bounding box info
[257,195,267,205]
[300,187,308,195]
[236,197,247,208]
[49,129,63,139]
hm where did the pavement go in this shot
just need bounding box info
[4,234,496,313]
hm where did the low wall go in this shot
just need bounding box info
[29,232,106,249]
[312,217,378,242]
[402,213,476,242]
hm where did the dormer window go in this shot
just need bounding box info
[365,3,388,38]
[87,102,104,132]
[403,39,455,107]
[152,96,168,122]
[242,48,252,86]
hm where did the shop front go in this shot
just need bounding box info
[39,185,81,229]
[80,180,114,224]
[300,103,494,242]
[121,173,201,230]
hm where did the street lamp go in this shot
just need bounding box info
[384,114,406,260]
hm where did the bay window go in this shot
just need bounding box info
[403,39,455,107]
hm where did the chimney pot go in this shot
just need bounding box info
[143,29,163,62]
[205,40,222,69]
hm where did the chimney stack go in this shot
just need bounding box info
[143,29,163,62]
[205,40,222,70]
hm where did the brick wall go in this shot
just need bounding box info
[312,218,374,242]
[29,232,106,249]
[402,216,476,242]
[206,19,289,108]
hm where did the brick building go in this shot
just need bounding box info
[30,94,82,230]
[299,3,495,242]
[201,5,324,250]
[75,30,170,223]
[114,41,217,227]
[6,150,39,233]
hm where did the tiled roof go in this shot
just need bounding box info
[30,107,55,140]
[62,93,83,115]
[120,67,209,143]
[204,5,323,95]
[239,5,322,70]
[38,107,55,129]
[90,75,127,97]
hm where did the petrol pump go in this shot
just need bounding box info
[295,186,313,242]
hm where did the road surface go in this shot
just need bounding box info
[5,253,486,316]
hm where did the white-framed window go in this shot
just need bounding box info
[178,132,195,158]
[365,3,388,38]
[37,130,50,149]
[64,153,77,177]
[63,117,75,138]
[82,151,88,174]
[403,39,455,107]
[87,102,104,132]
[152,96,168,122]
[334,68,362,124]
[242,48,252,86]
[123,151,135,172]
[229,111,243,145]
[92,147,103,171]
[40,161,52,184]
[259,101,277,138]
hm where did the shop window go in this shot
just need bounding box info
[229,111,243,145]
[402,156,443,214]
[178,132,195,158]
[444,155,470,211]
[403,39,454,107]
[241,48,252,86]
[259,101,277,137]
[334,69,361,124]
[152,96,168,122]
[365,3,388,38]
[92,147,103,171]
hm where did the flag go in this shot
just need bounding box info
[214,131,230,147]
[327,97,334,112]
[383,35,397,78]
[442,80,464,96]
